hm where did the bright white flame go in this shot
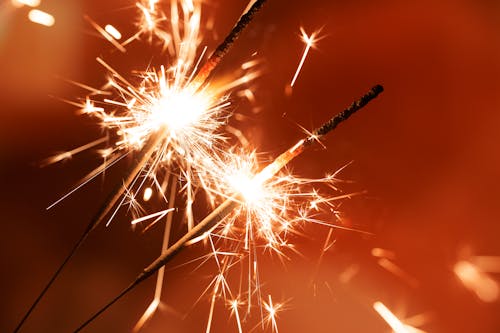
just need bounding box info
[151,89,207,132]
[28,9,55,27]
[228,171,263,204]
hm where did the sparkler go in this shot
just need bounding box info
[73,84,383,332]
[13,1,268,331]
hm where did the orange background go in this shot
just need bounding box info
[1,0,500,332]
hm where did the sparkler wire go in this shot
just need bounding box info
[73,84,383,332]
[12,128,165,333]
[13,1,269,332]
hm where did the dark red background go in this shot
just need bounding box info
[1,0,500,332]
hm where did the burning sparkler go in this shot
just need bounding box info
[14,1,387,332]
[73,85,383,332]
[14,1,268,331]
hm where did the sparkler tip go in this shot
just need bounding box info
[373,84,384,94]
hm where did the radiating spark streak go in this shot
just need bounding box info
[454,260,499,302]
[28,9,54,27]
[290,28,319,87]
[40,137,108,166]
[134,178,177,332]
[204,272,233,333]
[377,258,419,288]
[85,16,126,52]
[130,208,174,225]
[46,152,128,210]
[104,24,122,40]
[263,295,280,333]
[373,302,411,333]
[230,300,243,333]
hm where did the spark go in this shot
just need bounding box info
[374,302,429,333]
[143,187,153,201]
[40,137,108,166]
[290,27,321,88]
[230,299,243,333]
[85,16,126,52]
[104,24,122,40]
[28,9,54,27]
[134,178,178,332]
[263,295,282,333]
[11,0,40,7]
[373,302,411,333]
[454,260,499,303]
[130,208,174,226]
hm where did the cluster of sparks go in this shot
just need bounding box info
[28,0,499,332]
[44,1,337,331]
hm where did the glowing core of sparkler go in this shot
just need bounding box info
[228,171,263,205]
[151,88,208,133]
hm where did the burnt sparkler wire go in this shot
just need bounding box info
[73,84,384,332]
[13,1,269,332]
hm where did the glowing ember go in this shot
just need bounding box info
[104,24,122,40]
[28,9,54,27]
[143,187,153,201]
